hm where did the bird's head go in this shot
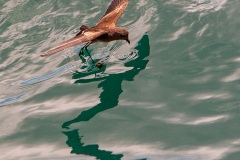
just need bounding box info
[117,28,130,44]
[125,35,130,44]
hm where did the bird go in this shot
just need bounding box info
[40,0,130,68]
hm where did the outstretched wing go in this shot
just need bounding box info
[96,0,129,27]
[40,29,106,57]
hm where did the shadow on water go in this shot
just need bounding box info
[62,34,150,160]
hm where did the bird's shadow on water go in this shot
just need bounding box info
[62,35,150,160]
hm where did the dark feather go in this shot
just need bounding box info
[75,25,89,37]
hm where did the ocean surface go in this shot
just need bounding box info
[1,0,240,160]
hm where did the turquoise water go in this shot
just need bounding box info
[1,0,240,159]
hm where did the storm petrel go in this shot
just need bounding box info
[41,0,130,68]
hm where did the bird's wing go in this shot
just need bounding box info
[96,0,129,27]
[40,29,106,57]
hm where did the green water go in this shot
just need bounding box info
[1,0,240,160]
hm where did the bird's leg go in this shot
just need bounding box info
[78,42,104,69]
[78,49,84,57]
[85,46,104,69]
[79,54,86,63]
[78,42,90,57]
[85,46,95,64]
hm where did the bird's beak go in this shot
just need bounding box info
[126,38,130,44]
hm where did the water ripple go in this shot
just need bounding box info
[166,0,228,14]
[16,63,77,86]
[2,0,240,160]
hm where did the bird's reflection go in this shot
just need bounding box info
[62,35,150,160]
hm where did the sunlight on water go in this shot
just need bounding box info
[166,0,228,13]
[1,0,240,159]
[0,93,28,106]
[18,64,77,85]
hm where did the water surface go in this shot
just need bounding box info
[1,0,240,160]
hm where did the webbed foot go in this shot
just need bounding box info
[95,61,104,69]
[78,49,84,57]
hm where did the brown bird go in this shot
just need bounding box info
[40,0,130,68]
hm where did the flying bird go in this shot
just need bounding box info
[41,0,130,68]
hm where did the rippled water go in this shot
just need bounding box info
[1,0,240,159]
